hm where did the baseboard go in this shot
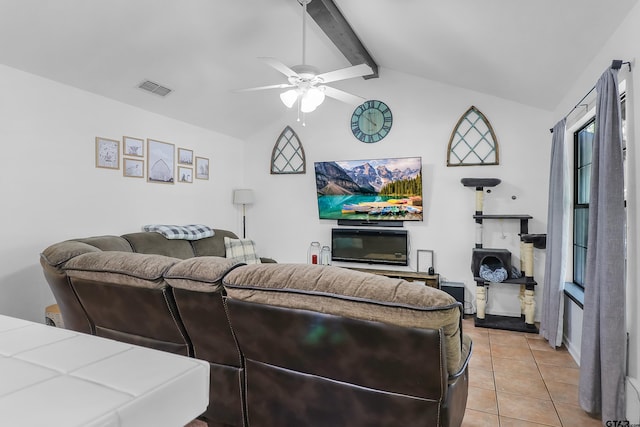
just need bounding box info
[563,333,581,365]
[627,377,640,423]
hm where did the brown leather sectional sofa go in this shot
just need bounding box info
[40,229,472,427]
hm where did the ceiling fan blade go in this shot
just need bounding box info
[322,86,366,105]
[235,83,294,93]
[258,57,300,79]
[317,63,373,84]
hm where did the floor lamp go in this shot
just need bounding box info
[233,189,254,238]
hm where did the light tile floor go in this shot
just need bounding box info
[462,316,603,427]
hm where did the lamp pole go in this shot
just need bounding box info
[241,203,247,239]
[233,189,254,239]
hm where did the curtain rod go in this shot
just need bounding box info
[549,59,631,133]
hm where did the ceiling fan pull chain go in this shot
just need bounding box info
[296,95,306,126]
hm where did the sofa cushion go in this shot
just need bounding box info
[73,236,133,252]
[143,224,214,240]
[165,257,239,292]
[122,232,195,259]
[190,229,239,257]
[223,263,463,375]
[224,237,262,265]
[64,252,179,289]
[40,241,103,268]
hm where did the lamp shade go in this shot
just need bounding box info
[233,189,254,205]
[280,89,298,109]
[300,87,325,113]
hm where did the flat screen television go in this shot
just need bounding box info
[314,156,423,222]
[331,228,408,266]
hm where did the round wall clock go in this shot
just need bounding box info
[350,100,392,143]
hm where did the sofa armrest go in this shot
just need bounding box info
[442,333,472,427]
[449,333,472,381]
[41,241,102,269]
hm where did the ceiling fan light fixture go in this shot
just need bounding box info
[280,89,299,108]
[241,0,367,119]
[300,97,316,113]
[300,87,325,113]
[308,86,325,104]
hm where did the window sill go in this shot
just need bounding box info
[564,282,584,309]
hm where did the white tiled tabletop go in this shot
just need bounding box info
[0,314,209,427]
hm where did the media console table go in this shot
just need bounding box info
[0,314,209,426]
[344,267,440,288]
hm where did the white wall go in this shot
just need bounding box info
[244,67,552,320]
[552,1,640,416]
[0,64,245,323]
[563,297,583,363]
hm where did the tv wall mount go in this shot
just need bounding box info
[337,219,404,227]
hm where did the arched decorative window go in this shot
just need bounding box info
[271,126,306,174]
[447,106,499,166]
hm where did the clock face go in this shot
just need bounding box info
[351,100,392,143]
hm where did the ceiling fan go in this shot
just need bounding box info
[238,0,373,117]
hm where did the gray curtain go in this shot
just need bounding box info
[579,67,626,421]
[540,118,567,348]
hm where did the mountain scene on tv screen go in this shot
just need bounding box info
[314,157,423,221]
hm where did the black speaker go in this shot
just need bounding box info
[441,282,465,305]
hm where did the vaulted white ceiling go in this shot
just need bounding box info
[0,0,636,139]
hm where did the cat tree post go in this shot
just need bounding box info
[461,178,501,323]
[521,234,546,327]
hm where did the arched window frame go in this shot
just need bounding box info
[271,126,306,174]
[447,106,500,166]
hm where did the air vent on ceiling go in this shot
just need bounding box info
[138,80,172,97]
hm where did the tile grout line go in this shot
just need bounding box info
[464,319,600,427]
[528,336,565,427]
[487,333,563,427]
[490,328,564,426]
[463,319,576,426]
[489,331,499,421]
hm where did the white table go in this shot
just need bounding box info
[0,314,209,427]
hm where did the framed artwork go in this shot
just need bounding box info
[417,249,435,274]
[447,106,499,166]
[123,158,144,178]
[178,166,193,183]
[147,139,175,184]
[195,156,209,180]
[95,137,120,169]
[178,148,194,165]
[123,136,144,157]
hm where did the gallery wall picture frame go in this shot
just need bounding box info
[147,139,175,184]
[178,166,193,183]
[417,249,435,274]
[195,156,209,180]
[123,158,144,178]
[95,137,120,169]
[178,148,194,165]
[123,136,144,157]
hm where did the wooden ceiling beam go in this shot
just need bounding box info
[305,0,379,79]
